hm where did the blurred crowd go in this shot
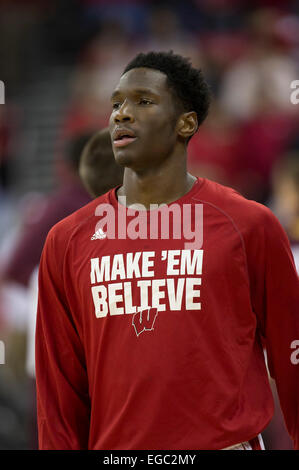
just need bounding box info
[0,0,298,450]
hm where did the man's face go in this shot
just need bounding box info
[109,67,180,171]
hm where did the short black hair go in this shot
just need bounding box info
[79,128,123,198]
[123,51,212,129]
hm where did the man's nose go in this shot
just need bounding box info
[114,100,134,123]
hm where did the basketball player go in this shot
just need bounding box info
[35,51,299,450]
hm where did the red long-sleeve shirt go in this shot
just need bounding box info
[35,177,299,450]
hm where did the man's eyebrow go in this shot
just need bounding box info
[132,88,159,96]
[110,88,159,100]
[111,90,121,100]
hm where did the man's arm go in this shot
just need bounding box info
[246,206,299,449]
[35,228,90,449]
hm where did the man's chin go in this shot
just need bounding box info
[114,151,139,169]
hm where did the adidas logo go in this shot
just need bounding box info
[91,228,106,240]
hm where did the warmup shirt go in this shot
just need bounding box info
[35,178,299,450]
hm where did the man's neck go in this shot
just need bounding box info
[117,157,196,209]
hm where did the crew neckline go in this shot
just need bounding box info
[109,177,205,213]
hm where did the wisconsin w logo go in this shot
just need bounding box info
[132,308,158,337]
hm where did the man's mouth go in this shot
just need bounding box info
[113,128,137,147]
[113,135,137,147]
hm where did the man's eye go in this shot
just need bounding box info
[139,99,152,105]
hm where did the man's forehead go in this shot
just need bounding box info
[113,67,168,94]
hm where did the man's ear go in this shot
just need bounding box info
[176,112,198,139]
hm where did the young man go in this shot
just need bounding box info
[35,51,299,450]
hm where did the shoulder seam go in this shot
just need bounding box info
[62,211,96,274]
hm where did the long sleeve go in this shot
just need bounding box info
[246,207,299,449]
[35,228,90,449]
